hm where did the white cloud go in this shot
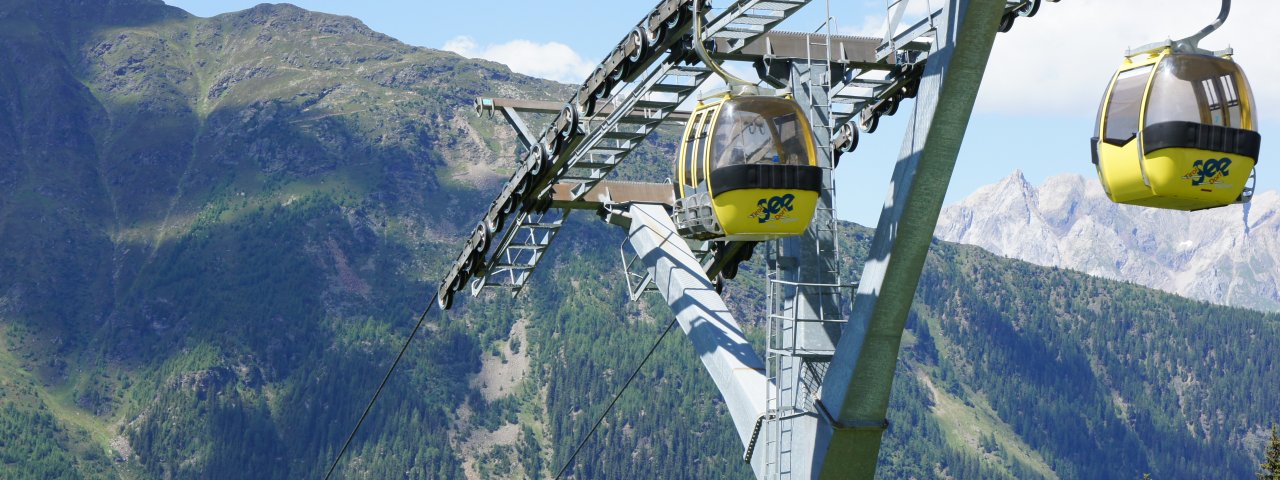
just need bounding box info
[839,15,889,37]
[442,35,595,84]
[839,0,935,37]
[976,0,1279,120]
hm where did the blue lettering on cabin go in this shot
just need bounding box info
[752,194,795,223]
[1186,158,1232,186]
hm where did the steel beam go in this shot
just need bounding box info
[811,0,1006,478]
[549,181,675,210]
[476,97,692,122]
[498,107,538,151]
[710,31,883,68]
[622,203,769,477]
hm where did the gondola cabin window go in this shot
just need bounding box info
[709,98,811,169]
[1102,64,1152,146]
[1144,55,1251,130]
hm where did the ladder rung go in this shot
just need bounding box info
[632,99,676,110]
[833,92,874,100]
[751,1,805,10]
[504,243,547,250]
[572,160,619,169]
[602,130,649,140]
[712,30,756,40]
[848,78,893,87]
[664,67,712,77]
[494,263,535,270]
[518,222,562,230]
[650,83,697,93]
[735,13,783,25]
[588,146,630,155]
[617,116,662,125]
[721,24,764,33]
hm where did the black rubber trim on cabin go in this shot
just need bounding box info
[1101,134,1136,147]
[1143,121,1261,161]
[1090,137,1100,165]
[709,164,822,196]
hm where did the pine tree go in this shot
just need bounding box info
[1260,425,1280,480]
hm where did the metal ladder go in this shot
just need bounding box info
[806,12,843,282]
[764,7,852,478]
[560,66,711,194]
[764,251,798,479]
[480,208,568,296]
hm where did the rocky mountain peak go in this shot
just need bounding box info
[971,169,1034,204]
[216,2,393,43]
[1001,167,1031,188]
[936,170,1061,265]
[937,172,1280,312]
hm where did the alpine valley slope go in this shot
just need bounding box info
[936,170,1280,312]
[0,1,1278,479]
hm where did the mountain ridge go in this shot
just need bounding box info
[937,170,1280,312]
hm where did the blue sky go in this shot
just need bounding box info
[165,0,1276,226]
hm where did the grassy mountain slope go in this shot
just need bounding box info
[0,1,1277,479]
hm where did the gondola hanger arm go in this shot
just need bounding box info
[692,0,758,93]
[1174,0,1229,53]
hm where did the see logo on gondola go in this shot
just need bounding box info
[750,194,797,224]
[1183,157,1233,186]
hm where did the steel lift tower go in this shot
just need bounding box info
[441,0,1056,477]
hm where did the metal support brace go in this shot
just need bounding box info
[498,106,538,151]
[621,203,770,477]
[883,0,910,63]
[811,0,1006,478]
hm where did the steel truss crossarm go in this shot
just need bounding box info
[810,0,1007,478]
[621,203,770,478]
[441,0,820,306]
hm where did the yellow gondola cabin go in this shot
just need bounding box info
[1092,47,1261,211]
[672,94,821,241]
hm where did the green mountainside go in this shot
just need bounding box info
[0,1,1277,478]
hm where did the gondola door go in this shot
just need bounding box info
[678,102,719,199]
[1094,56,1159,204]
